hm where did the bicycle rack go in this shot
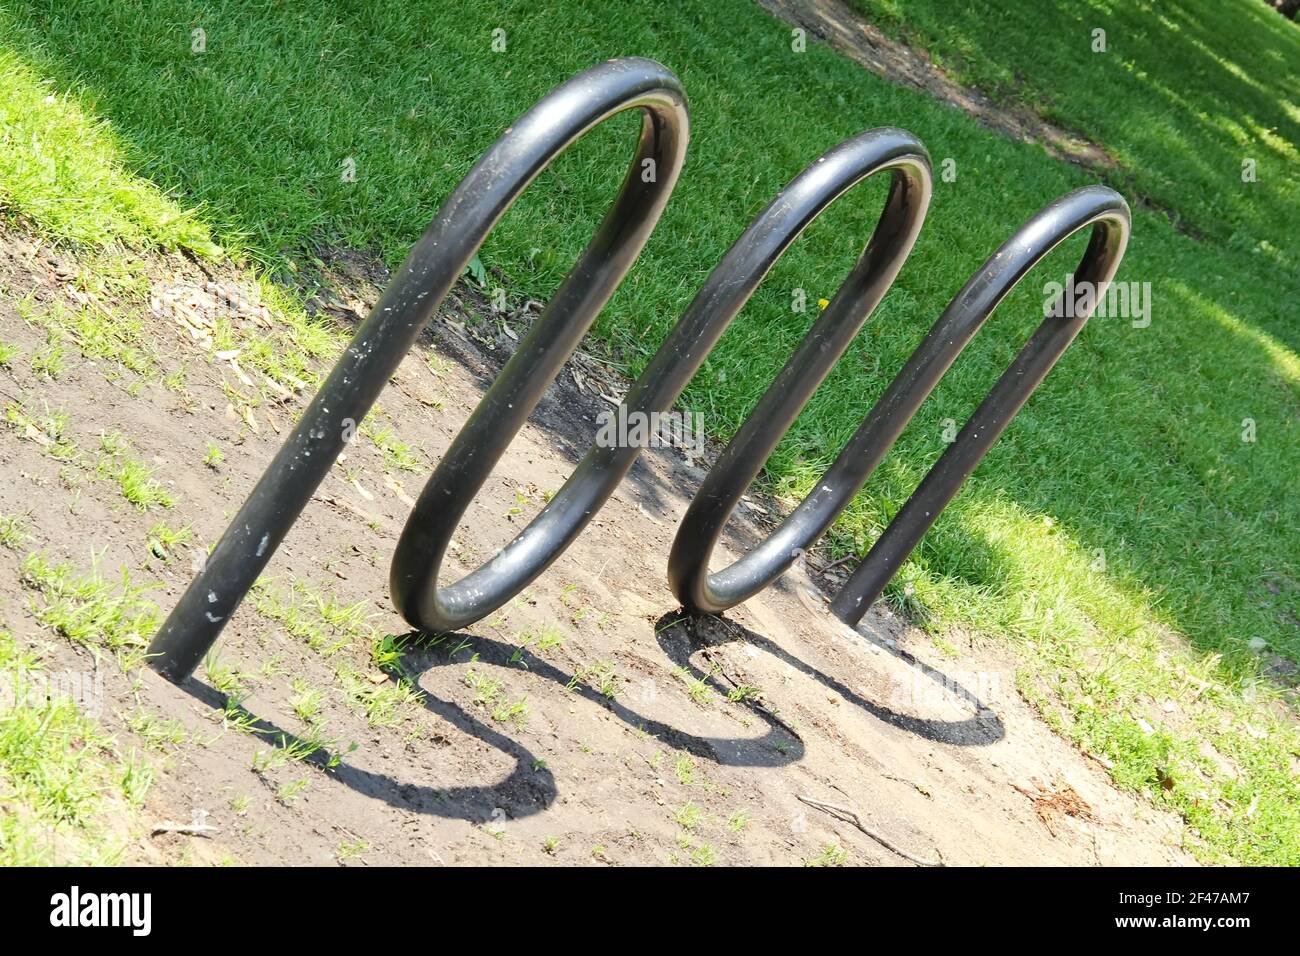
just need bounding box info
[828,188,1129,626]
[672,185,1131,624]
[147,57,1129,684]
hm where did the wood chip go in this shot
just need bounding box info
[383,473,415,507]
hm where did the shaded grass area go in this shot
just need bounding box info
[0,0,1295,862]
[854,0,1299,304]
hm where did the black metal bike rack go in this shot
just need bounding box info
[828,188,1129,626]
[673,186,1131,625]
[147,57,1129,683]
[147,57,689,680]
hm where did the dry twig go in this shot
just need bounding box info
[797,794,941,866]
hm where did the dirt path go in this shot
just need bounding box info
[756,0,1115,171]
[0,233,1193,866]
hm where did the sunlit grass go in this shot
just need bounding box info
[0,47,217,254]
[0,630,149,864]
[855,0,1300,282]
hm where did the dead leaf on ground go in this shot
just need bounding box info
[1012,777,1096,836]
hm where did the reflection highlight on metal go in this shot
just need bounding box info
[146,57,1129,684]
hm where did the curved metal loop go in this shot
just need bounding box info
[399,127,931,633]
[666,140,934,614]
[146,57,689,680]
[829,185,1131,626]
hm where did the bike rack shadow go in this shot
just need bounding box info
[176,676,556,824]
[388,628,805,768]
[168,582,1001,826]
[653,609,1004,747]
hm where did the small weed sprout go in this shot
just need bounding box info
[804,844,848,867]
[674,754,696,786]
[0,514,28,550]
[673,802,703,830]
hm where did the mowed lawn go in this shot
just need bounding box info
[0,0,1296,863]
[857,0,1298,288]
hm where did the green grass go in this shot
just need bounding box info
[146,521,191,562]
[854,0,1299,286]
[675,665,715,708]
[253,578,424,731]
[122,708,188,751]
[0,513,27,549]
[361,423,421,472]
[570,659,619,699]
[29,339,64,378]
[338,838,369,861]
[804,843,849,867]
[491,697,529,727]
[96,439,175,511]
[286,680,324,725]
[0,629,149,864]
[21,553,159,662]
[689,842,716,866]
[0,46,216,253]
[17,294,160,382]
[0,0,1294,863]
[673,801,704,830]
